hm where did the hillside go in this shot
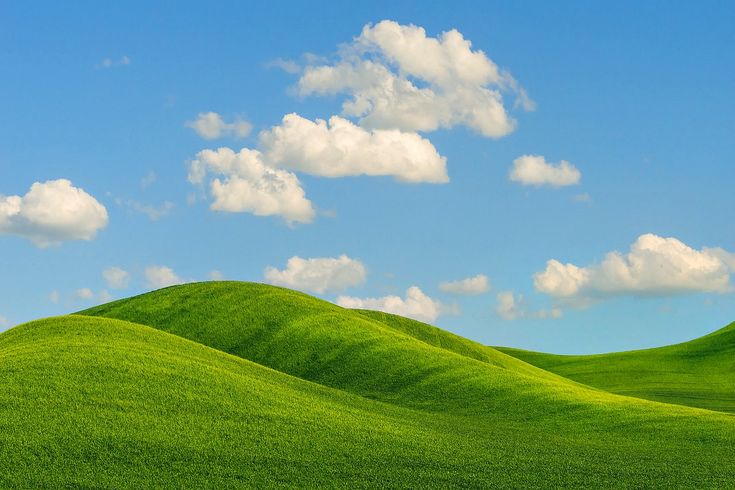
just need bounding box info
[498,321,735,413]
[0,282,733,486]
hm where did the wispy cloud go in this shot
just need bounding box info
[97,55,131,69]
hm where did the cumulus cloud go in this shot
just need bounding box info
[186,112,253,140]
[496,290,562,320]
[145,265,184,289]
[260,113,448,183]
[265,255,366,294]
[189,147,315,224]
[337,286,445,323]
[534,234,735,303]
[297,20,531,137]
[439,274,490,295]
[0,179,108,247]
[509,155,581,187]
[103,266,130,289]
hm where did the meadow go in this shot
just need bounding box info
[0,281,733,487]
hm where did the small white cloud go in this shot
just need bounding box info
[266,57,301,74]
[98,56,130,69]
[98,289,113,303]
[208,270,224,281]
[439,274,490,295]
[140,170,157,189]
[336,286,444,323]
[0,179,108,247]
[49,290,60,304]
[125,200,174,221]
[0,315,9,328]
[573,192,592,203]
[265,255,366,294]
[509,155,581,188]
[75,288,95,300]
[534,234,735,304]
[496,290,561,320]
[185,112,252,140]
[496,291,524,320]
[189,147,315,224]
[260,113,448,183]
[297,20,530,137]
[103,266,130,289]
[145,265,184,289]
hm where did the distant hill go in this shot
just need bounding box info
[497,321,735,413]
[0,282,733,487]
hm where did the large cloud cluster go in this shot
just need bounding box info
[534,234,735,302]
[298,20,532,137]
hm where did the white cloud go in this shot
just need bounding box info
[297,20,531,138]
[496,290,562,320]
[75,288,95,300]
[145,265,184,289]
[189,147,315,224]
[103,266,130,289]
[509,155,581,187]
[265,255,366,294]
[186,112,252,140]
[126,200,174,221]
[141,170,157,189]
[534,234,735,303]
[0,315,9,328]
[266,57,301,74]
[49,290,60,304]
[99,289,113,303]
[0,179,108,247]
[260,113,448,183]
[439,274,490,295]
[496,291,524,320]
[704,247,735,272]
[573,192,592,203]
[337,286,444,323]
[98,55,130,69]
[208,270,224,281]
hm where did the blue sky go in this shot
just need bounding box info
[1,1,734,354]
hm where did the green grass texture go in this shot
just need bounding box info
[0,281,732,487]
[497,321,735,413]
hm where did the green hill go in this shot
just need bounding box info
[497,321,735,413]
[0,282,734,487]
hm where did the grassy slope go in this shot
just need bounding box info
[4,316,734,487]
[69,281,735,486]
[0,315,533,488]
[497,321,735,413]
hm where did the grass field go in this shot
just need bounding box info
[1,281,733,487]
[497,321,735,413]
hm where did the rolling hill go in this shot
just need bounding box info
[0,281,733,487]
[497,321,735,413]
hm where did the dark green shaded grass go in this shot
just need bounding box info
[498,321,735,413]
